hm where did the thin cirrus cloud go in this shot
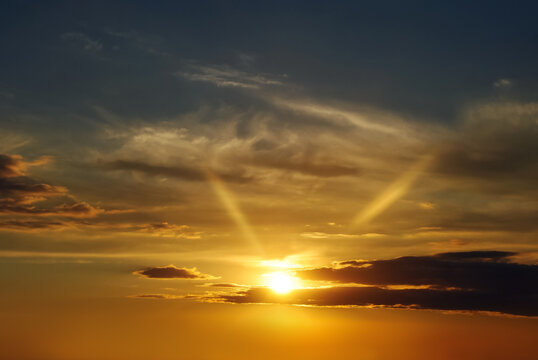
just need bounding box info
[433,102,538,181]
[61,32,103,52]
[0,218,200,239]
[176,63,283,89]
[133,265,215,280]
[0,219,66,231]
[99,159,254,184]
[208,251,538,317]
[95,112,364,183]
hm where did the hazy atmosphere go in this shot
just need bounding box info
[1,1,537,359]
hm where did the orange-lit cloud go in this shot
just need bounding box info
[0,154,103,218]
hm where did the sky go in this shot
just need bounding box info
[1,1,537,359]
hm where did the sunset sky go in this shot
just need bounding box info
[1,1,537,359]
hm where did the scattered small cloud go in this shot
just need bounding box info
[201,283,246,288]
[493,78,512,88]
[133,265,216,280]
[128,293,185,299]
[419,202,436,210]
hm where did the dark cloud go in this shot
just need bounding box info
[99,159,253,184]
[128,294,184,299]
[297,251,536,293]
[203,283,244,288]
[211,251,537,316]
[215,285,537,317]
[133,265,214,279]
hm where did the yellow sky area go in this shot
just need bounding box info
[1,299,537,360]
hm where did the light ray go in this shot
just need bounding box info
[205,170,264,255]
[351,154,434,229]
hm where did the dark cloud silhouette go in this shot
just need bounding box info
[211,251,538,316]
[129,294,184,299]
[297,251,536,293]
[134,265,214,279]
[203,283,244,288]
[215,285,537,317]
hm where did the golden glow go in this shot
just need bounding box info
[351,154,434,229]
[259,259,301,269]
[264,272,299,294]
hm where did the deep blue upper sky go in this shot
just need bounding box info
[1,0,537,127]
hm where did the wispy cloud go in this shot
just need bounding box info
[177,63,283,89]
[61,32,103,52]
[493,78,512,88]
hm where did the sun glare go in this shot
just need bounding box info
[265,272,299,294]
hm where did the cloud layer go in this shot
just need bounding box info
[212,251,538,316]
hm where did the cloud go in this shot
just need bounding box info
[433,102,538,180]
[133,265,215,279]
[61,32,103,52]
[209,251,537,316]
[244,141,359,177]
[128,294,185,299]
[0,216,199,238]
[177,64,283,89]
[202,283,245,288]
[0,154,52,178]
[0,220,66,231]
[99,159,253,184]
[493,78,512,88]
[214,285,537,317]
[97,115,364,183]
[297,251,534,292]
[135,222,201,238]
[0,154,103,218]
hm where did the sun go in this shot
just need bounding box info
[265,271,298,294]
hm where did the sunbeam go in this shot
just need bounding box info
[205,170,264,255]
[351,154,434,229]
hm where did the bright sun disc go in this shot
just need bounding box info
[266,272,298,294]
